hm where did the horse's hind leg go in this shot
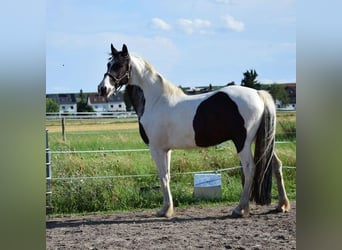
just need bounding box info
[273,152,290,212]
[232,145,255,217]
[150,148,174,218]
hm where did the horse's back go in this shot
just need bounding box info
[220,85,264,111]
[142,85,265,150]
[220,86,265,126]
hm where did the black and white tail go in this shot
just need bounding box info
[250,90,277,205]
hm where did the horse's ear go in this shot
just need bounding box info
[122,44,129,57]
[111,43,118,56]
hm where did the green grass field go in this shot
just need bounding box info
[46,112,296,214]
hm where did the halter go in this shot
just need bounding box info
[104,63,131,92]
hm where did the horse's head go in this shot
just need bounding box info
[98,44,131,97]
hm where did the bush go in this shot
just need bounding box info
[46,98,59,113]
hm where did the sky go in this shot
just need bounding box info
[46,0,296,94]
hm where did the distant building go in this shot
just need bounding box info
[275,83,296,110]
[46,82,296,114]
[282,83,296,105]
[46,93,77,115]
[87,93,107,112]
[107,92,126,111]
[87,92,126,112]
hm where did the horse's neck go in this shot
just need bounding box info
[126,85,145,119]
[130,56,185,106]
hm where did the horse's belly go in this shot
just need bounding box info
[141,111,198,150]
[160,120,198,149]
[167,127,198,149]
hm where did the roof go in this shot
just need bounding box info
[107,92,125,102]
[46,93,77,104]
[87,92,125,104]
[87,93,107,104]
[278,83,296,89]
[277,83,296,104]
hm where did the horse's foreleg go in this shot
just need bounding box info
[150,148,174,218]
[272,153,290,212]
[232,146,255,218]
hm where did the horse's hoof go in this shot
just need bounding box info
[275,201,291,213]
[275,207,284,213]
[231,207,250,218]
[156,211,164,217]
[275,206,290,213]
[231,210,243,218]
[156,208,174,218]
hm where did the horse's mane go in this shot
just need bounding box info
[132,55,186,97]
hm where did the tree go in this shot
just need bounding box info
[79,89,86,103]
[46,98,59,113]
[77,89,94,112]
[241,69,261,90]
[269,84,289,106]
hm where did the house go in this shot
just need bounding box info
[282,83,296,105]
[275,83,296,110]
[46,93,77,115]
[87,92,126,113]
[107,92,126,112]
[87,93,107,112]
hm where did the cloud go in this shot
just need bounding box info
[47,30,180,72]
[151,18,171,30]
[222,15,245,32]
[177,18,211,34]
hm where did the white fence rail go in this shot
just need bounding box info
[52,166,296,181]
[46,111,138,120]
[48,141,296,181]
[46,129,52,211]
[46,110,294,120]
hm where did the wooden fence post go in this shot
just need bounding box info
[62,117,66,141]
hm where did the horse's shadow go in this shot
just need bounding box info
[46,209,283,230]
[46,214,232,229]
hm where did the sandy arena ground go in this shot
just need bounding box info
[46,201,296,249]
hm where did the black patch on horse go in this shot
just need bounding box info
[139,122,149,145]
[193,92,246,152]
[126,85,145,118]
[126,85,149,144]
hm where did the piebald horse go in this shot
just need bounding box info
[98,44,290,218]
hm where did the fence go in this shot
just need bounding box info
[46,111,138,120]
[45,129,53,212]
[49,147,296,181]
[46,128,295,208]
[46,110,294,120]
